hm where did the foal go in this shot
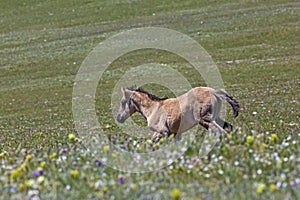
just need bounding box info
[116,86,240,143]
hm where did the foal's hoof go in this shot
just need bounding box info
[152,133,166,143]
[152,137,160,143]
[224,123,233,133]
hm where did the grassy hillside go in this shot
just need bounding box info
[0,0,299,199]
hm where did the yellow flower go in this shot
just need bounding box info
[95,192,103,198]
[160,137,166,144]
[270,184,277,192]
[130,184,137,191]
[0,152,6,158]
[18,183,24,191]
[37,167,43,171]
[70,170,79,178]
[111,153,117,158]
[49,152,57,159]
[102,186,108,193]
[137,147,143,153]
[246,136,254,145]
[24,180,29,187]
[21,163,28,171]
[261,143,267,149]
[256,183,266,194]
[26,155,32,162]
[11,168,22,179]
[155,143,160,149]
[103,145,110,153]
[271,134,277,142]
[68,134,75,141]
[40,162,46,168]
[171,188,180,200]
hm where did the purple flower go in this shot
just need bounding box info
[39,169,44,175]
[290,180,297,187]
[62,148,67,154]
[33,170,40,177]
[95,159,103,167]
[33,169,44,178]
[118,176,124,184]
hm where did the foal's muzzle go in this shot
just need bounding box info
[116,114,125,123]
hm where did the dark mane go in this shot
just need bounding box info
[127,86,168,101]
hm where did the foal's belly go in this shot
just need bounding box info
[176,114,198,134]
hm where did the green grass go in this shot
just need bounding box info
[1,0,299,199]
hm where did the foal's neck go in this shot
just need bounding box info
[132,93,159,119]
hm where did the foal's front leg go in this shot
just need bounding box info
[151,132,166,143]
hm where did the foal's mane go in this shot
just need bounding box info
[127,86,168,101]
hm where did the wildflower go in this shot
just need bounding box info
[27,179,35,187]
[103,145,110,153]
[40,162,46,168]
[246,136,254,145]
[130,184,137,191]
[62,148,67,154]
[256,183,266,194]
[155,143,160,149]
[171,188,180,200]
[271,133,277,142]
[146,139,153,145]
[68,134,75,141]
[11,168,22,179]
[95,192,103,198]
[137,146,143,153]
[66,185,71,190]
[290,180,297,187]
[70,170,79,178]
[26,155,32,162]
[160,137,166,144]
[95,159,103,167]
[18,183,24,191]
[269,184,276,192]
[102,186,108,193]
[33,170,40,178]
[37,176,45,184]
[21,163,28,171]
[261,143,267,149]
[118,176,124,184]
[0,152,7,158]
[33,167,44,177]
[49,152,57,159]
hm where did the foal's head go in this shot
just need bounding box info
[116,86,167,123]
[116,88,137,123]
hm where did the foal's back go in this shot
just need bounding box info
[159,87,217,134]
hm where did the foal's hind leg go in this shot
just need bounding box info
[216,117,233,133]
[199,116,224,142]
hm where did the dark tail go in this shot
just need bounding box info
[214,90,240,118]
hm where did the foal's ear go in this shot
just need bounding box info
[121,87,131,98]
[121,87,126,94]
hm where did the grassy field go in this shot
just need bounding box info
[1,0,300,199]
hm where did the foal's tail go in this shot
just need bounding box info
[213,90,240,118]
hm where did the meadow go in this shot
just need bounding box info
[0,0,299,199]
